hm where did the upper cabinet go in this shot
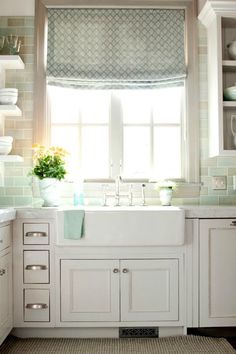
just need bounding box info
[0,55,24,118]
[199,1,236,156]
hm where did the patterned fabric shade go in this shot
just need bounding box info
[47,8,186,89]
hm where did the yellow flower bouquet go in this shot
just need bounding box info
[31,144,68,180]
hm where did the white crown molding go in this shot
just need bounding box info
[199,1,236,27]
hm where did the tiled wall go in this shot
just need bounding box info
[0,16,34,206]
[0,17,236,206]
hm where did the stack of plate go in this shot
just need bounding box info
[0,88,18,105]
[0,136,13,155]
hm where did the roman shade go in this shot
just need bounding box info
[47,8,186,89]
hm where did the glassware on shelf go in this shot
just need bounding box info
[0,35,21,55]
[0,36,5,51]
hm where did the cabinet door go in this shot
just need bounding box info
[120,259,179,321]
[200,219,236,326]
[60,259,119,322]
[0,253,12,335]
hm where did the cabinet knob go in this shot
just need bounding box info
[25,265,48,271]
[122,268,129,273]
[0,239,3,243]
[113,268,119,273]
[26,303,48,310]
[25,231,47,237]
[0,269,6,276]
[230,220,236,226]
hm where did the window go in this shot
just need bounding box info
[35,0,199,188]
[49,85,184,180]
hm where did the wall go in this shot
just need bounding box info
[1,6,236,206]
[0,0,34,16]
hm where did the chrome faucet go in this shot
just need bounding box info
[102,175,132,206]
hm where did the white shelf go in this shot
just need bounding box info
[0,55,24,70]
[0,105,21,116]
[0,155,23,162]
[223,101,236,107]
[222,60,236,72]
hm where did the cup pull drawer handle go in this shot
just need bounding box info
[25,265,48,271]
[230,221,236,226]
[26,303,48,310]
[122,268,129,273]
[0,269,6,276]
[25,232,47,237]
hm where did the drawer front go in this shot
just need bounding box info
[0,224,11,252]
[24,289,50,322]
[24,250,49,284]
[23,223,49,245]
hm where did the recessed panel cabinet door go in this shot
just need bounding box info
[60,259,120,322]
[0,253,12,334]
[200,219,236,327]
[120,259,179,321]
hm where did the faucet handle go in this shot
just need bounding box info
[102,184,108,206]
[141,183,146,206]
[129,184,134,206]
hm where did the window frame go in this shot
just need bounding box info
[34,0,199,185]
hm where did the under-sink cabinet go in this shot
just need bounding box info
[0,223,13,346]
[60,259,179,323]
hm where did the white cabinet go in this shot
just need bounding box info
[13,218,55,327]
[199,218,236,327]
[121,259,179,322]
[199,2,236,156]
[0,223,12,346]
[60,258,179,323]
[0,253,12,341]
[61,260,120,322]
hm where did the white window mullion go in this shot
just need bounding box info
[110,91,123,178]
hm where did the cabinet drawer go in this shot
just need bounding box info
[24,251,49,284]
[23,223,49,245]
[0,224,11,252]
[24,289,50,322]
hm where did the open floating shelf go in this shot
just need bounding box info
[0,155,23,162]
[0,55,24,70]
[0,105,21,116]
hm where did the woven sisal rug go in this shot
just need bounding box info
[0,335,235,353]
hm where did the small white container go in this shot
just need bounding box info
[0,145,12,155]
[227,40,236,60]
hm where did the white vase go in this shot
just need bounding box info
[159,188,173,206]
[38,178,61,207]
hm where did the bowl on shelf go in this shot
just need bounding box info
[0,136,13,155]
[0,145,12,155]
[0,88,18,105]
[223,85,236,101]
[0,136,13,144]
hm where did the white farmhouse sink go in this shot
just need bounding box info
[57,206,185,246]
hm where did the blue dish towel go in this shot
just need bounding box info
[64,209,85,239]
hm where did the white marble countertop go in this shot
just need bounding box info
[0,205,235,221]
[0,208,16,223]
[182,205,236,218]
